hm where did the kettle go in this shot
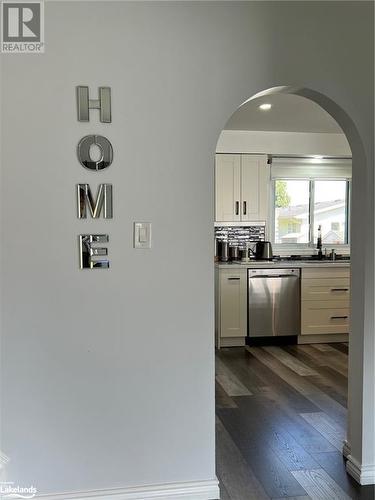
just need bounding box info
[254,241,273,260]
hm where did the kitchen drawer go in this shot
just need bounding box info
[301,300,350,335]
[301,277,350,302]
[302,267,350,279]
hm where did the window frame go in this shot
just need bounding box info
[270,177,351,252]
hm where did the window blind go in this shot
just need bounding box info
[270,157,352,180]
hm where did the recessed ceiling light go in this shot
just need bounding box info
[259,103,272,111]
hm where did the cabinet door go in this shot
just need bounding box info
[220,270,247,338]
[215,155,241,222]
[241,155,269,221]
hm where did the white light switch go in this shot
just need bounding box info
[139,227,147,242]
[134,222,152,249]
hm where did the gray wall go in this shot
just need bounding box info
[1,1,373,494]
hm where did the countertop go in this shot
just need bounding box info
[216,260,350,269]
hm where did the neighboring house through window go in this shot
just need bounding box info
[271,158,351,248]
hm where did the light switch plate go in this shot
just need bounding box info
[134,222,152,249]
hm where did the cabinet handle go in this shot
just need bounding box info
[331,288,349,292]
[330,315,349,320]
[235,201,239,215]
[243,201,247,215]
[227,277,240,281]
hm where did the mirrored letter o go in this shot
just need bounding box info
[77,135,113,171]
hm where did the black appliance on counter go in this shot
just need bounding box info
[254,241,273,260]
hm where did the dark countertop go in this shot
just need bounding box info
[216,259,350,269]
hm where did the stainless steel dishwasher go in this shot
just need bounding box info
[248,268,300,337]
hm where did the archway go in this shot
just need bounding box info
[214,85,374,490]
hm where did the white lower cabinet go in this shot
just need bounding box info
[216,268,247,347]
[215,265,351,348]
[301,267,351,335]
[301,301,350,335]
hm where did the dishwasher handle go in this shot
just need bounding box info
[250,274,299,279]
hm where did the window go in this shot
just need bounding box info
[287,222,299,234]
[313,180,348,245]
[274,180,310,244]
[273,178,350,247]
[271,157,351,248]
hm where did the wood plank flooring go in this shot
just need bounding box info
[216,343,375,500]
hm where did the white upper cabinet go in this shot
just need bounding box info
[241,155,269,222]
[215,154,241,222]
[215,154,269,223]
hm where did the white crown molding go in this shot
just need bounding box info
[35,479,220,500]
[346,455,375,486]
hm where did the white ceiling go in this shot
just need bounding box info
[224,94,343,134]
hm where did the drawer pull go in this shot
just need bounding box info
[331,288,349,292]
[330,315,349,320]
[235,201,239,215]
[228,277,240,281]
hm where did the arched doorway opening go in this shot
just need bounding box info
[214,86,374,497]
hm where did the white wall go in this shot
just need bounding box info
[216,130,351,156]
[1,1,374,495]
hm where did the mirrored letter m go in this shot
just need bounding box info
[77,184,113,219]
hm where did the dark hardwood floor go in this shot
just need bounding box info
[216,343,375,500]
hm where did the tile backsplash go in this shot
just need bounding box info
[215,225,265,248]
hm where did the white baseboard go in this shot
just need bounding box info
[220,336,245,347]
[297,333,348,344]
[346,455,375,485]
[342,440,351,458]
[35,479,220,500]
